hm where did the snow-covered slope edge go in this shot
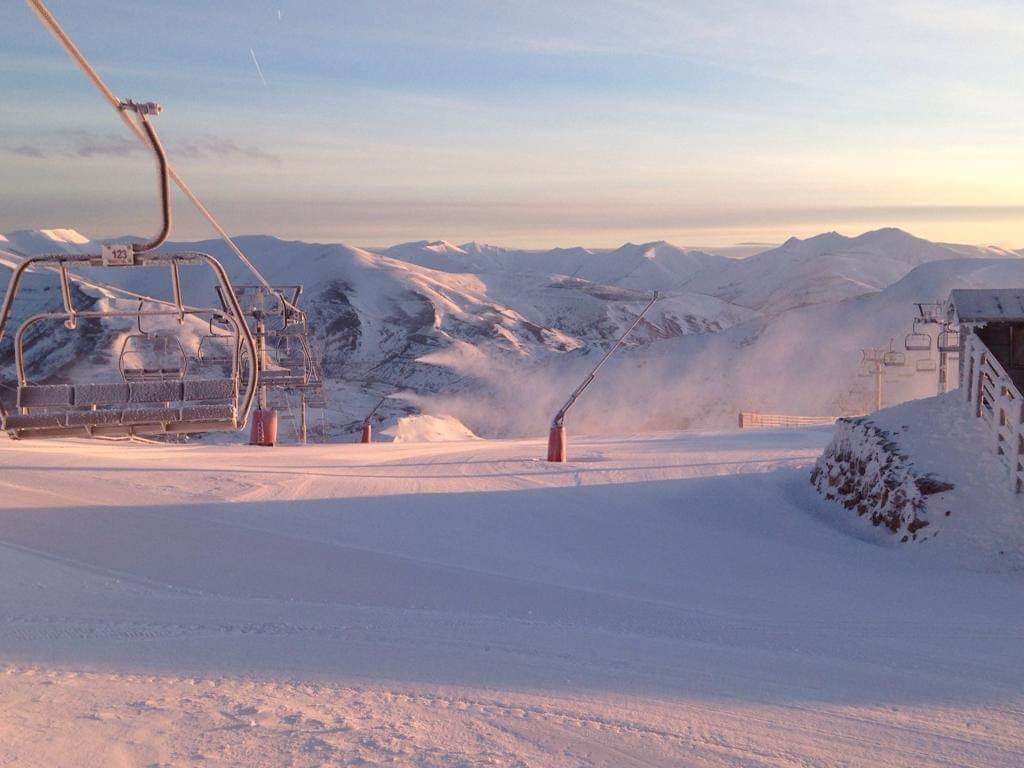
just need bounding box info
[811,392,1024,568]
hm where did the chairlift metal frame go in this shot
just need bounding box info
[0,252,258,439]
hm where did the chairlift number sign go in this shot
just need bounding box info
[101,243,136,266]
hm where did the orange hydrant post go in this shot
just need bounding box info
[360,422,372,444]
[547,425,566,463]
[250,408,278,446]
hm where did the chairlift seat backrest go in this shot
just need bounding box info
[5,376,241,436]
[18,384,73,408]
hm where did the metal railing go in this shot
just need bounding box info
[738,412,845,428]
[962,333,1024,493]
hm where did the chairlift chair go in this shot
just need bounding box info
[218,283,318,392]
[916,358,939,373]
[196,317,238,371]
[0,100,258,439]
[937,326,961,353]
[117,300,189,382]
[882,350,906,367]
[904,331,931,352]
[119,333,188,382]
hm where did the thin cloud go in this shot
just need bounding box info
[2,130,280,164]
[10,144,46,158]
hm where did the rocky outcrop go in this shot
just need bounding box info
[811,417,952,542]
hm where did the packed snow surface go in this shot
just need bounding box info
[0,429,1022,766]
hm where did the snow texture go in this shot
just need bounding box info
[0,428,1022,766]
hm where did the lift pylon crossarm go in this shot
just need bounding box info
[551,291,659,429]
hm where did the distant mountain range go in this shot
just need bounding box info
[2,226,1023,438]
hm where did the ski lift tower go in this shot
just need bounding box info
[860,339,907,411]
[909,301,957,394]
[219,284,325,445]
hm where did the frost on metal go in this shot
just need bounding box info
[811,417,952,542]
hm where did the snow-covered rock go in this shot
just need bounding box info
[811,417,939,541]
[812,392,1024,567]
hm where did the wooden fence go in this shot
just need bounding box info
[962,333,1024,493]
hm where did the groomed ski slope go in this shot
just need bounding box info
[0,429,1021,767]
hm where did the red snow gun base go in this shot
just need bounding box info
[547,425,566,463]
[250,408,278,446]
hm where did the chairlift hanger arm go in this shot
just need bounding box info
[552,291,659,428]
[119,99,171,254]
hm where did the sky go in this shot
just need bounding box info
[2,0,1023,249]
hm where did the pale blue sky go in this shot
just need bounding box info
[2,0,1023,247]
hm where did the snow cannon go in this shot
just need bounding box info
[544,291,659,462]
[547,423,567,463]
[250,408,278,446]
[358,394,388,445]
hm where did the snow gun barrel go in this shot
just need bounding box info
[360,395,389,444]
[547,291,659,462]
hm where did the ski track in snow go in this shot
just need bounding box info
[0,428,1022,766]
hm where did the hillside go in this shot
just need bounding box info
[684,228,1015,314]
[2,227,1022,438]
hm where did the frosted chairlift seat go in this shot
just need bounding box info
[2,377,240,436]
[904,332,931,352]
[0,251,258,440]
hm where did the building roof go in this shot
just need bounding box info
[949,289,1024,323]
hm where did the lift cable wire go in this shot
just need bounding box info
[24,0,288,306]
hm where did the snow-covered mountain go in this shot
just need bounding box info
[1,228,94,255]
[2,226,1022,438]
[378,239,728,290]
[684,228,1015,314]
